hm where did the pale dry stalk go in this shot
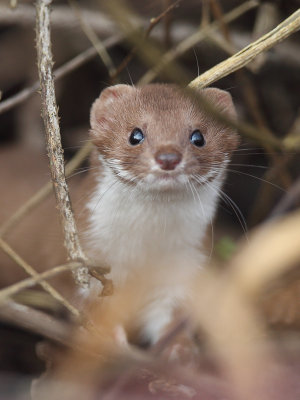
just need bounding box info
[35,0,89,287]
[189,8,300,89]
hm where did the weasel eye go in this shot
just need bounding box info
[190,130,205,147]
[129,128,144,145]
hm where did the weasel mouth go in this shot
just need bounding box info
[157,173,178,180]
[142,171,187,191]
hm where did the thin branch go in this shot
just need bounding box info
[0,141,93,238]
[0,261,81,305]
[0,34,123,115]
[0,238,80,317]
[189,8,300,89]
[36,0,89,287]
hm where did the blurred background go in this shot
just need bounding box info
[0,0,300,398]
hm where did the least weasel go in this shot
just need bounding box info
[82,84,238,344]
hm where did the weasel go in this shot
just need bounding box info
[81,83,238,344]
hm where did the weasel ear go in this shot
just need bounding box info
[202,87,237,119]
[98,84,134,105]
[90,84,134,130]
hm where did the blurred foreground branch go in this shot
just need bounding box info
[0,301,71,346]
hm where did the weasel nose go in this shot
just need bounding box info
[155,151,182,170]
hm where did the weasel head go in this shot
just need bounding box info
[90,84,239,193]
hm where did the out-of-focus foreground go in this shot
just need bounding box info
[0,0,300,399]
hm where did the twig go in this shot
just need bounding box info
[162,0,173,47]
[138,0,259,85]
[0,261,81,305]
[189,8,300,89]
[68,0,117,79]
[0,238,80,317]
[0,34,123,116]
[0,141,93,238]
[110,0,181,82]
[200,0,210,28]
[0,301,72,346]
[36,0,89,287]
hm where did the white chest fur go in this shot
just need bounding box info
[83,164,224,342]
[85,165,222,285]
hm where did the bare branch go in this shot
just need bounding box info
[35,0,89,287]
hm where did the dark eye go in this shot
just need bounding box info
[190,130,205,147]
[129,128,144,145]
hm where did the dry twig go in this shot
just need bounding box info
[0,238,80,317]
[110,0,181,82]
[0,261,81,305]
[36,0,89,287]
